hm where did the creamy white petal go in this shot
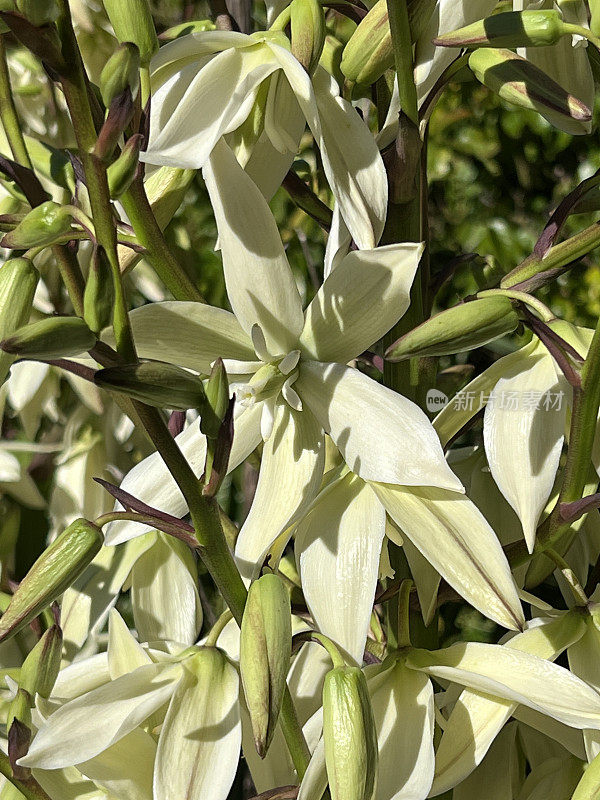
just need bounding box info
[402,535,440,627]
[369,660,434,800]
[299,243,423,364]
[107,608,152,679]
[154,651,241,800]
[131,533,203,647]
[451,722,519,800]
[77,727,156,800]
[434,340,539,447]
[296,474,385,664]
[123,301,255,373]
[143,46,278,168]
[324,204,351,278]
[407,640,600,730]
[204,138,304,354]
[431,611,587,794]
[568,615,600,761]
[20,663,182,768]
[297,361,462,489]
[298,737,328,800]
[414,0,499,105]
[149,31,251,83]
[373,484,524,631]
[235,402,324,581]
[0,450,20,482]
[51,653,111,701]
[104,419,208,545]
[272,49,387,249]
[484,351,564,552]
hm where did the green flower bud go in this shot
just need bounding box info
[7,687,31,732]
[434,10,569,49]
[0,258,38,384]
[468,48,592,130]
[15,0,58,26]
[290,0,326,75]
[95,359,209,411]
[340,0,435,85]
[1,316,96,360]
[100,42,140,107]
[240,573,292,757]
[160,19,216,41]
[1,200,73,249]
[19,624,62,699]
[202,358,229,439]
[84,246,115,334]
[386,296,519,361]
[107,134,142,199]
[0,519,103,643]
[103,0,158,66]
[23,137,75,193]
[323,665,378,800]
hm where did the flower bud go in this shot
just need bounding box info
[323,665,378,800]
[434,10,568,49]
[290,0,326,75]
[386,296,519,361]
[100,42,140,107]
[0,258,38,384]
[240,573,292,757]
[15,0,58,26]
[19,624,62,699]
[107,134,143,199]
[1,200,73,249]
[340,0,435,85]
[202,358,229,440]
[468,48,592,130]
[103,0,158,66]
[0,519,103,643]
[1,316,97,360]
[160,19,216,41]
[23,137,75,193]
[84,246,115,334]
[95,359,209,410]
[7,687,32,732]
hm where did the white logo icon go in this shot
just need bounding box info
[426,389,448,414]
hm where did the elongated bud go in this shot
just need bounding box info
[0,258,38,384]
[15,0,58,26]
[103,0,158,66]
[1,316,96,360]
[323,665,378,800]
[107,134,143,199]
[19,624,62,699]
[100,42,140,107]
[95,360,209,411]
[23,137,75,193]
[0,519,103,643]
[386,296,519,361]
[341,0,435,85]
[1,200,72,249]
[7,687,32,731]
[84,246,115,334]
[468,48,592,130]
[160,19,215,41]
[202,358,229,439]
[434,10,569,49]
[240,573,292,758]
[290,0,326,75]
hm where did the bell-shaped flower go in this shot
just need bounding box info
[430,610,588,794]
[434,322,594,553]
[296,466,525,667]
[21,611,242,800]
[513,0,594,135]
[140,29,387,248]
[105,140,462,583]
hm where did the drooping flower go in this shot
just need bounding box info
[140,29,388,248]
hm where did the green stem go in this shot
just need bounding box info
[205,609,233,646]
[385,0,417,125]
[55,0,136,361]
[545,548,588,606]
[120,177,205,302]
[476,288,554,321]
[0,37,31,168]
[0,752,52,800]
[279,687,312,780]
[310,632,346,669]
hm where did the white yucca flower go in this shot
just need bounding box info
[141,30,387,249]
